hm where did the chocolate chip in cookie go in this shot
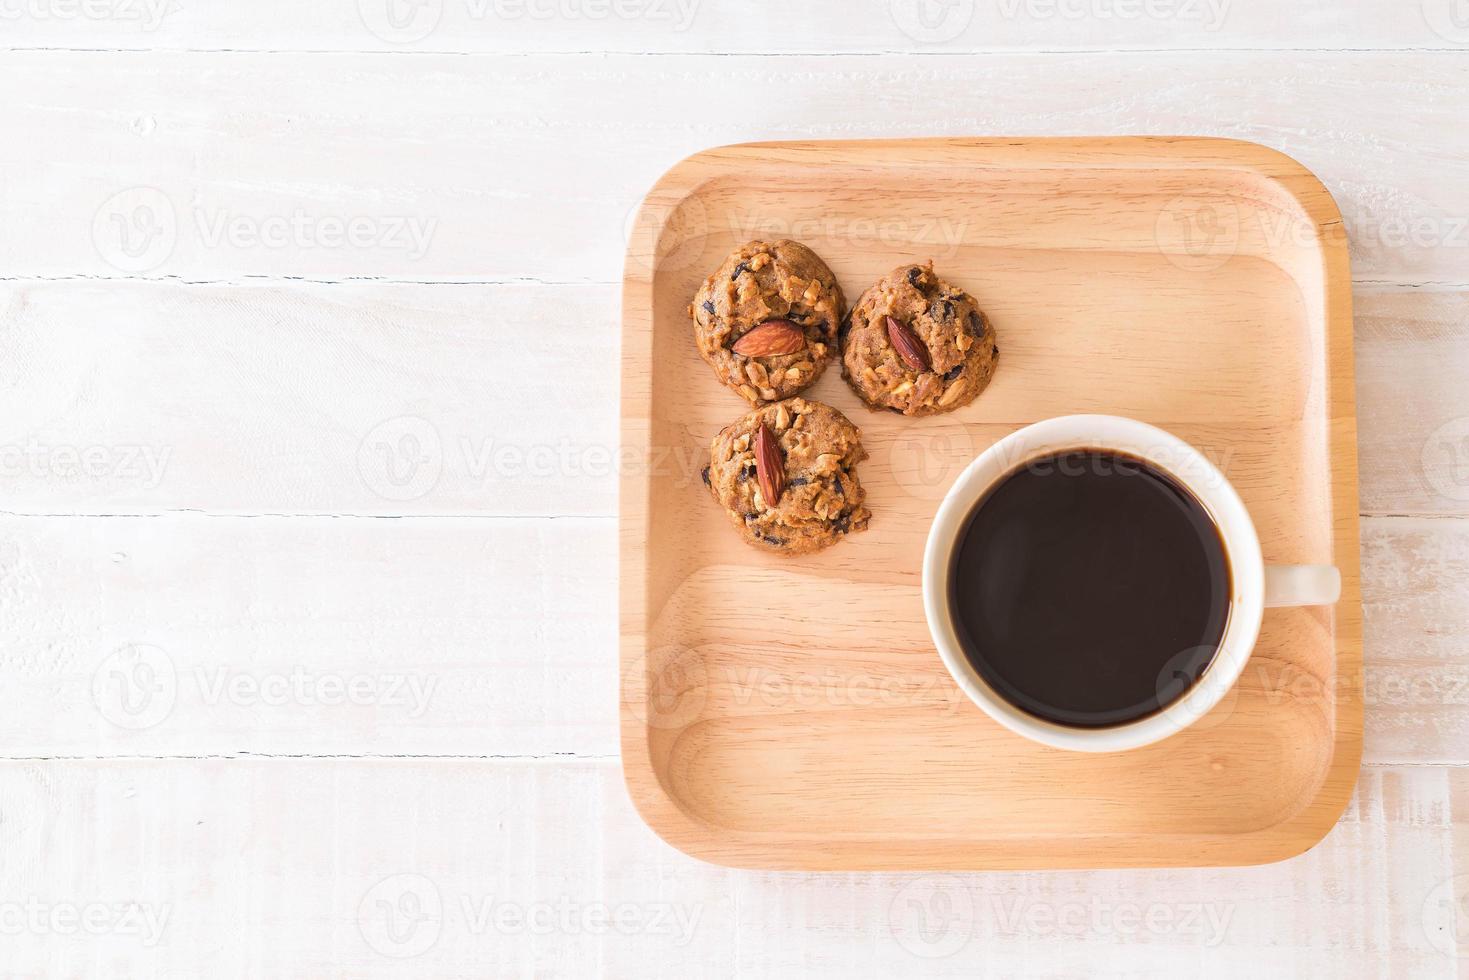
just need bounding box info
[690,240,846,405]
[705,397,871,555]
[840,261,999,417]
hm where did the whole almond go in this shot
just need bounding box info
[732,319,806,357]
[886,315,931,372]
[754,423,785,507]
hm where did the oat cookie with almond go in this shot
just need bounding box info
[690,240,846,404]
[840,261,999,417]
[703,397,871,555]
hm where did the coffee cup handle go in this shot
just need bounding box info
[1263,564,1341,607]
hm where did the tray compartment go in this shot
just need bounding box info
[621,138,1360,870]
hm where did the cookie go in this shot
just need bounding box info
[840,261,999,417]
[703,397,871,555]
[690,240,846,405]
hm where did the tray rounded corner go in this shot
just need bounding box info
[617,135,1362,873]
[1204,136,1349,245]
[1240,736,1364,870]
[622,142,755,284]
[617,726,753,870]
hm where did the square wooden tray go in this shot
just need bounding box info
[620,137,1361,871]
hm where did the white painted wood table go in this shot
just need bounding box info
[2,2,1468,976]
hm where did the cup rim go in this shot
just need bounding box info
[921,414,1266,753]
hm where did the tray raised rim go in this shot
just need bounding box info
[619,136,1361,871]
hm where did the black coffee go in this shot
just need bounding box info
[948,449,1231,728]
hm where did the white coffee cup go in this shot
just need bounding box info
[922,414,1340,753]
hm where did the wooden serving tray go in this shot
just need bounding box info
[620,138,1361,871]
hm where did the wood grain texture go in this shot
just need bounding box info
[0,513,1455,766]
[1,280,1468,517]
[1357,288,1469,515]
[0,0,1458,53]
[0,11,1464,974]
[0,515,615,758]
[621,137,1361,869]
[0,513,1454,765]
[0,759,1459,978]
[0,281,619,517]
[1,53,1467,283]
[1362,516,1469,766]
